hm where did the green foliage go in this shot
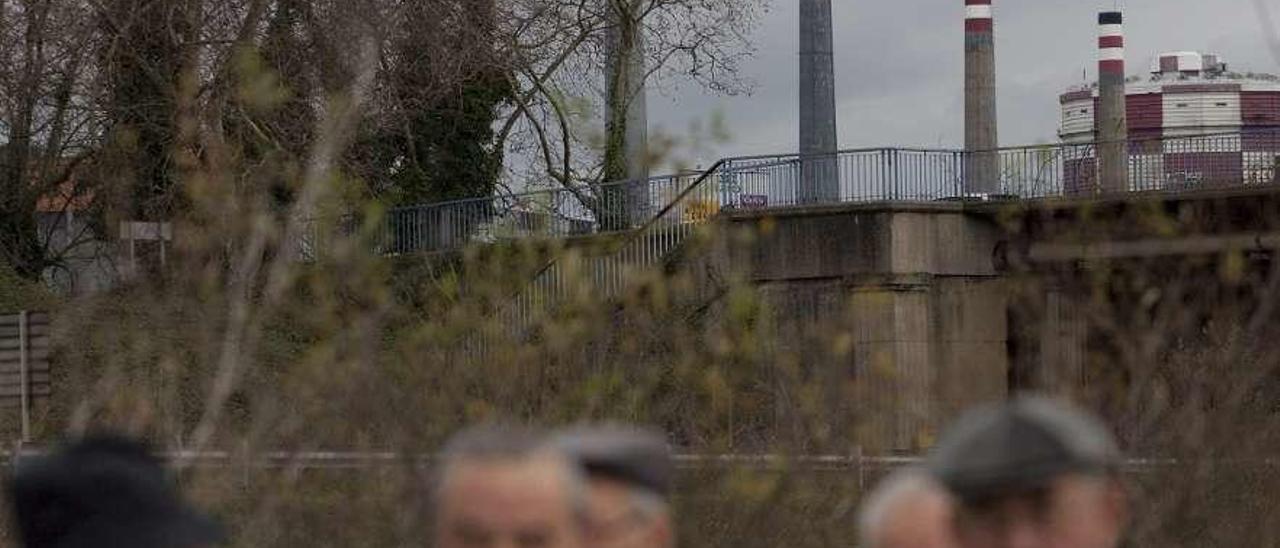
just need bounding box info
[0,260,57,312]
[382,76,513,206]
[356,0,514,206]
[99,0,186,221]
[0,198,45,281]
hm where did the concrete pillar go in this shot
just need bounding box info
[724,207,1010,451]
[932,277,1009,431]
[964,0,999,194]
[799,0,839,205]
[1097,11,1128,193]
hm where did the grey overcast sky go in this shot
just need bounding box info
[647,0,1280,163]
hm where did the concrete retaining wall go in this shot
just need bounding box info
[710,204,1011,452]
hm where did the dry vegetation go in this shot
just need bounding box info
[1,2,1280,548]
[6,200,1280,547]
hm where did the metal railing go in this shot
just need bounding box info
[367,150,970,257]
[713,132,1279,208]
[373,173,710,256]
[505,158,746,329]
[357,130,1280,259]
[716,149,966,208]
[994,131,1279,198]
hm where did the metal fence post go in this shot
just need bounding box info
[878,150,887,200]
[19,310,29,443]
[889,149,900,200]
[241,439,251,491]
[855,445,865,494]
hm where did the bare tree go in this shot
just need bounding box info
[347,0,514,207]
[496,0,766,215]
[0,0,104,280]
[603,0,647,185]
[0,0,762,288]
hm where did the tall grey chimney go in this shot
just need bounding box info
[964,0,998,194]
[799,0,839,204]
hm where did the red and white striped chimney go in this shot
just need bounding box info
[1098,13,1125,77]
[1097,11,1128,192]
[964,0,998,194]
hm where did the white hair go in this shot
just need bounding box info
[858,469,949,548]
[626,485,670,521]
[434,424,589,523]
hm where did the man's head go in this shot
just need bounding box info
[434,425,586,548]
[858,469,956,548]
[554,426,674,548]
[7,435,224,548]
[928,397,1128,548]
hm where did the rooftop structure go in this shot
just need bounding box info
[1058,51,1280,193]
[1060,51,1280,143]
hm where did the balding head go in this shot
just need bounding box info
[859,470,956,548]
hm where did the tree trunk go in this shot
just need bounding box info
[602,0,649,231]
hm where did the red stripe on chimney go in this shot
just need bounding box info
[1098,36,1123,49]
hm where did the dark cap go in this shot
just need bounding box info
[7,435,226,548]
[928,397,1121,503]
[554,426,674,497]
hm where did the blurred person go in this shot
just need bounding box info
[6,434,225,548]
[434,425,586,548]
[857,469,956,548]
[555,426,675,548]
[928,396,1129,548]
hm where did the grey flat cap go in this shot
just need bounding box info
[928,397,1121,502]
[554,426,674,497]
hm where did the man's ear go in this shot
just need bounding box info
[1105,479,1130,530]
[653,512,675,548]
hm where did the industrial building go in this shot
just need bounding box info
[1059,52,1280,191]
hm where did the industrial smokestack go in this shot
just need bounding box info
[1097,11,1128,193]
[964,0,998,194]
[799,0,838,204]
